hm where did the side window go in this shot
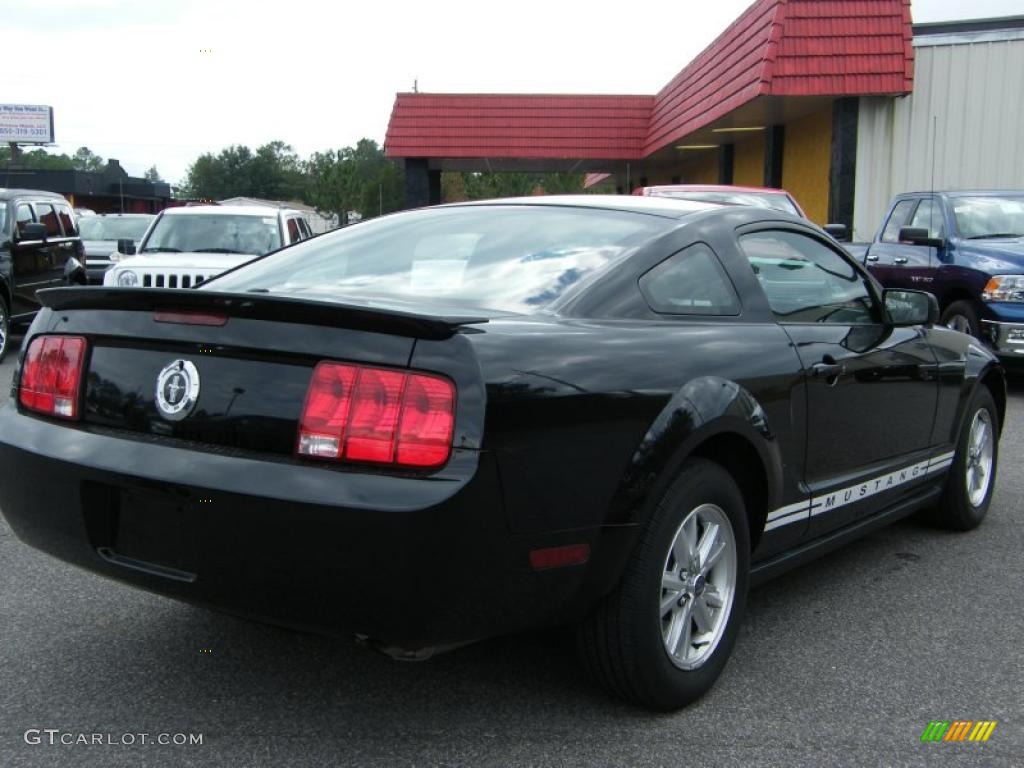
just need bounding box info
[739,230,877,324]
[16,204,35,237]
[286,217,300,243]
[56,204,78,237]
[880,199,918,243]
[34,203,61,237]
[639,242,740,316]
[298,218,312,239]
[909,198,943,239]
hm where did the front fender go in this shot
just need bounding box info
[607,376,784,527]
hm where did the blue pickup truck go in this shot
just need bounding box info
[847,190,1024,360]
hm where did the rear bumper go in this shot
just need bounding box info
[0,405,632,649]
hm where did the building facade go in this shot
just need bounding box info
[384,1,1024,240]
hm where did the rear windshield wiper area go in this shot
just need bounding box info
[140,247,182,253]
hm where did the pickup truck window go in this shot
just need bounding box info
[740,230,876,324]
[15,205,33,238]
[880,199,917,243]
[952,195,1024,239]
[34,203,62,237]
[909,198,943,239]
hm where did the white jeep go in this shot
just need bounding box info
[104,205,312,288]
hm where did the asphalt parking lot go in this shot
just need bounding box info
[0,340,1021,768]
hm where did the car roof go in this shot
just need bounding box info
[160,205,300,217]
[0,188,71,202]
[444,194,722,219]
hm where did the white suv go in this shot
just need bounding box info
[104,205,312,288]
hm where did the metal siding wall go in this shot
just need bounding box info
[854,38,1024,241]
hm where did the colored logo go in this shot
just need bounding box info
[921,720,997,742]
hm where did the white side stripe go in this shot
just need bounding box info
[765,450,956,532]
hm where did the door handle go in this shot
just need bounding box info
[894,257,908,264]
[812,361,845,381]
[866,254,879,262]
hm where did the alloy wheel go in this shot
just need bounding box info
[660,503,737,670]
[965,409,994,507]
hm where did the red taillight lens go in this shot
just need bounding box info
[19,336,87,420]
[297,362,455,468]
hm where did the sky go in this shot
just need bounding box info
[5,0,1022,185]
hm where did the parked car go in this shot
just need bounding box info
[0,188,86,362]
[103,205,313,288]
[847,191,1024,360]
[77,213,154,284]
[0,196,1004,710]
[634,184,849,241]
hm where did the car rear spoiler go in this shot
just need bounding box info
[38,287,489,341]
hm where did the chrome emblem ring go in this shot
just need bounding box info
[155,359,200,421]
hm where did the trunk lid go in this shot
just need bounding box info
[36,287,487,460]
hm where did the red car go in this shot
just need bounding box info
[633,185,850,241]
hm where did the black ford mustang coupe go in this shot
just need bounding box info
[0,197,1004,710]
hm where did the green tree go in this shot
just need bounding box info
[71,146,104,171]
[143,166,162,182]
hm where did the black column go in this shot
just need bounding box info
[718,144,735,185]
[763,125,785,189]
[828,97,859,231]
[428,169,442,205]
[404,158,430,209]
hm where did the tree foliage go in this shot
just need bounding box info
[143,165,163,182]
[0,144,106,171]
[442,171,586,202]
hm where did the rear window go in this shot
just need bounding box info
[56,204,77,236]
[79,216,153,241]
[206,206,667,313]
[34,203,62,237]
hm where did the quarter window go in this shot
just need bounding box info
[880,199,917,243]
[739,230,877,324]
[286,218,300,243]
[639,243,740,315]
[34,203,61,237]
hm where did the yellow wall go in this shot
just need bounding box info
[733,134,764,187]
[683,150,719,184]
[781,107,832,224]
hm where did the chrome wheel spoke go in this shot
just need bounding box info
[964,409,994,507]
[660,503,737,670]
[692,597,714,634]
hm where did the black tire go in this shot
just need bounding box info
[577,459,750,710]
[941,300,982,339]
[0,294,9,364]
[929,386,999,531]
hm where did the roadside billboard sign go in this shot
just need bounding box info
[0,104,55,144]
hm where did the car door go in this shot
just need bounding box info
[865,197,941,290]
[11,202,52,318]
[739,227,939,540]
[32,201,76,284]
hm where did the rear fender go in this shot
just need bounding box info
[607,376,784,528]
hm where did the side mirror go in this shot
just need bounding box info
[824,223,849,242]
[117,238,137,256]
[884,289,939,327]
[64,257,88,286]
[898,226,944,248]
[19,222,47,241]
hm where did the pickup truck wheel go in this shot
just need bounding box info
[941,300,981,339]
[929,386,999,531]
[576,459,749,710]
[0,295,9,364]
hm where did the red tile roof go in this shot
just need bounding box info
[386,0,914,161]
[385,94,653,160]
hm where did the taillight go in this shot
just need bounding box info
[297,362,455,468]
[19,336,87,420]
